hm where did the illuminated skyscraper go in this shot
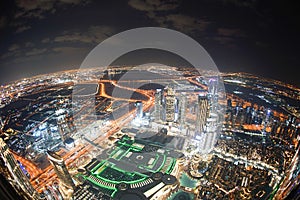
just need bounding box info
[208,78,218,96]
[0,116,3,130]
[47,151,75,196]
[200,113,218,154]
[179,93,187,126]
[165,87,176,122]
[196,93,209,135]
[154,89,162,121]
[135,101,143,120]
[174,97,179,122]
[56,110,73,142]
[0,138,40,199]
[207,78,219,113]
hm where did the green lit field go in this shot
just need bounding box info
[79,135,178,198]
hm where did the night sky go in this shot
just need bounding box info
[0,0,299,87]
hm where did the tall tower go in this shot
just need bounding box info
[47,151,75,197]
[0,138,40,199]
[179,93,187,126]
[165,87,176,122]
[154,89,162,121]
[200,113,218,154]
[196,93,209,135]
[263,108,272,130]
[208,78,218,113]
[0,116,3,130]
[135,101,143,119]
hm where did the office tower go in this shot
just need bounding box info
[161,96,166,121]
[208,78,219,113]
[47,151,75,191]
[179,93,187,126]
[174,97,179,122]
[165,87,176,122]
[135,101,143,119]
[57,122,66,142]
[154,89,161,121]
[0,138,40,199]
[155,89,162,121]
[195,93,209,134]
[244,106,252,124]
[199,113,218,154]
[0,116,3,130]
[262,108,271,131]
[56,110,71,142]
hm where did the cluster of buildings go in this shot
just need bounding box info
[0,138,40,199]
[226,97,300,148]
[150,78,222,154]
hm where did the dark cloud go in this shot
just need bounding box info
[162,14,210,32]
[2,45,46,61]
[14,0,89,18]
[15,25,31,33]
[217,28,246,38]
[14,0,56,20]
[8,44,20,52]
[220,0,258,8]
[15,0,54,12]
[41,38,50,43]
[1,50,21,60]
[128,0,179,12]
[25,42,34,47]
[15,9,46,19]
[52,25,115,44]
[52,46,89,55]
[128,0,209,34]
[2,24,114,63]
[11,0,91,39]
[25,48,47,56]
[213,36,234,44]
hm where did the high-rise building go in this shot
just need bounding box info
[135,101,143,119]
[47,151,75,192]
[207,77,219,113]
[0,116,3,130]
[200,113,218,154]
[56,110,74,142]
[161,95,166,121]
[208,78,218,95]
[195,93,209,135]
[174,97,179,122]
[179,93,187,126]
[155,89,162,121]
[0,138,40,199]
[165,87,176,122]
